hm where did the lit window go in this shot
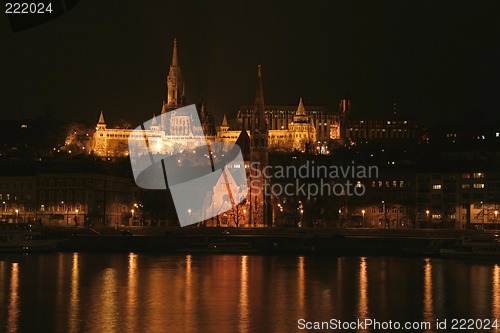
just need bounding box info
[461,184,470,189]
[473,183,485,189]
[473,172,484,178]
[433,185,442,190]
[432,214,441,219]
[40,204,45,212]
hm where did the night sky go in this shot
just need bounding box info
[1,0,499,126]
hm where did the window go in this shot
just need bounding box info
[461,184,470,189]
[432,214,441,219]
[473,183,485,189]
[473,172,484,178]
[40,204,45,212]
[433,184,442,190]
[462,173,470,179]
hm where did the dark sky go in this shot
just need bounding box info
[1,0,499,127]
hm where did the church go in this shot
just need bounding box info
[91,39,337,158]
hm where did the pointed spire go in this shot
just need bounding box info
[98,111,105,124]
[221,114,228,126]
[252,64,266,134]
[296,98,306,116]
[171,38,178,67]
[200,102,206,119]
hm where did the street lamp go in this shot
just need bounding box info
[426,210,430,223]
[361,209,365,227]
[15,209,19,223]
[75,209,79,226]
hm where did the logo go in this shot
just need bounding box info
[6,0,80,33]
[128,104,247,227]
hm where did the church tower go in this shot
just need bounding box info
[166,38,185,108]
[249,65,271,227]
[93,111,107,156]
[250,65,268,149]
[162,39,185,132]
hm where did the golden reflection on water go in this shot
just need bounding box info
[238,255,249,333]
[68,253,80,333]
[7,262,19,333]
[423,258,434,331]
[184,254,195,333]
[357,257,369,320]
[0,261,5,307]
[298,256,305,312]
[126,253,138,332]
[98,268,118,333]
[492,264,500,318]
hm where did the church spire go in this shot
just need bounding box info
[171,38,179,67]
[252,65,267,135]
[221,114,228,127]
[166,38,184,108]
[96,111,106,130]
[98,111,105,124]
[296,97,306,116]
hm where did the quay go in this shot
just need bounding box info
[42,226,500,256]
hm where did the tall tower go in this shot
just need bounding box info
[166,38,185,108]
[250,65,268,149]
[162,38,185,131]
[338,95,351,142]
[93,111,107,156]
[249,65,271,227]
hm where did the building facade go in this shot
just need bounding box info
[0,161,133,226]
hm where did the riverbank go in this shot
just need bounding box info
[43,226,500,257]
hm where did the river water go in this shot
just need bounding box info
[0,253,498,332]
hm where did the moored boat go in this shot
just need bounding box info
[0,224,60,252]
[440,237,500,260]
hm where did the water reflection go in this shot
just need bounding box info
[1,254,500,333]
[238,255,249,333]
[98,268,118,333]
[423,258,434,330]
[184,254,194,333]
[297,256,305,312]
[68,253,80,333]
[493,264,500,318]
[357,257,369,320]
[126,253,138,333]
[7,262,19,333]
